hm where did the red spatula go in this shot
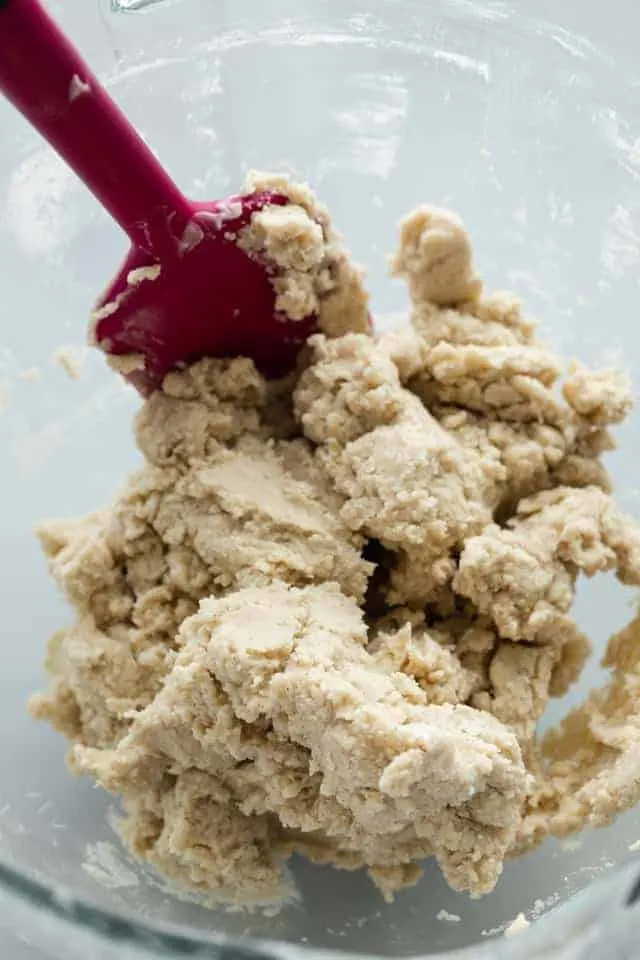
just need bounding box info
[0,0,317,394]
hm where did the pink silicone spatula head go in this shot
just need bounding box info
[0,0,317,393]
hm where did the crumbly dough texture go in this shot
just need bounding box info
[240,171,370,337]
[31,177,640,905]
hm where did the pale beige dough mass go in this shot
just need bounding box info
[30,175,640,905]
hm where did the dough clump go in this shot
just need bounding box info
[31,178,640,905]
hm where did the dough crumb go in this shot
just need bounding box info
[563,361,632,426]
[107,353,146,376]
[53,345,86,380]
[69,74,91,102]
[31,184,640,907]
[241,172,370,337]
[504,912,530,937]
[437,909,462,923]
[127,265,162,288]
[19,366,42,382]
[390,205,482,307]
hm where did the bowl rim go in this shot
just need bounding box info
[2,2,640,956]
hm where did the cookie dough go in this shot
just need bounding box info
[30,178,640,904]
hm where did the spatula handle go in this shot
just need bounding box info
[0,0,193,255]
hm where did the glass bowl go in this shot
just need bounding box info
[0,0,639,956]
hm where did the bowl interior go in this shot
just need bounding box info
[1,0,639,954]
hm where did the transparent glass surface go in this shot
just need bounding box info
[0,0,639,957]
[111,0,174,12]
